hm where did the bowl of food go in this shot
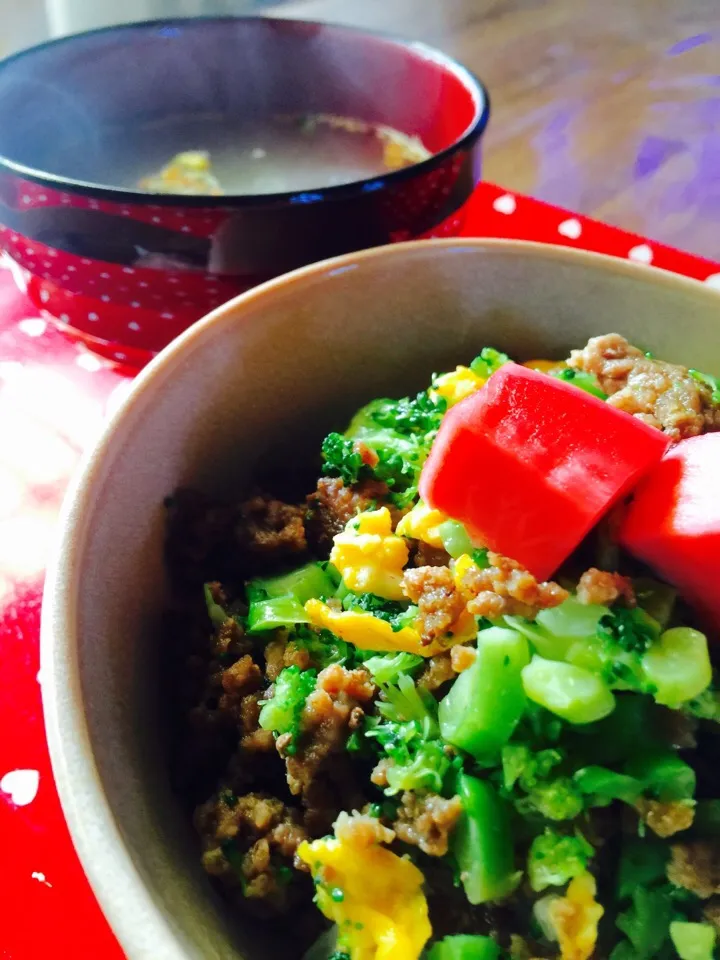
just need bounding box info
[0,16,488,367]
[42,239,720,960]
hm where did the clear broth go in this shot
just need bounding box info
[134,113,431,196]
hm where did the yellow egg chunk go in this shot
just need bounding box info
[548,872,604,960]
[452,553,481,590]
[297,814,431,960]
[523,359,567,374]
[304,600,477,656]
[305,600,426,655]
[395,501,448,549]
[330,508,409,601]
[431,366,485,406]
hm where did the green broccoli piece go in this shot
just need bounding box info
[363,651,424,685]
[291,625,355,669]
[321,433,364,486]
[318,383,450,507]
[552,367,608,399]
[597,607,659,655]
[376,672,440,735]
[364,391,447,437]
[203,582,228,628]
[689,369,720,405]
[258,666,317,755]
[684,686,720,723]
[469,347,511,379]
[364,673,452,796]
[501,743,584,821]
[616,887,673,960]
[380,730,451,795]
[527,827,594,891]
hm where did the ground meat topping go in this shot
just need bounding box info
[703,898,720,932]
[460,553,569,620]
[576,568,636,607]
[668,841,720,898]
[568,333,644,395]
[334,810,395,847]
[195,790,308,905]
[393,792,463,857]
[283,665,375,800]
[417,652,457,692]
[636,798,695,838]
[410,541,453,568]
[569,333,720,441]
[305,477,391,553]
[236,493,307,556]
[402,565,466,643]
[264,635,312,682]
[451,645,478,672]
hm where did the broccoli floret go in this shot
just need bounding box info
[326,391,446,508]
[258,666,317,755]
[203,582,228,628]
[598,607,659,655]
[377,672,440,735]
[365,391,447,437]
[689,368,720,405]
[321,433,364,486]
[684,686,720,722]
[527,828,594,892]
[363,651,424,685]
[291,625,355,669]
[469,347,510,379]
[364,673,452,796]
[501,743,584,821]
[616,887,674,960]
[381,731,451,795]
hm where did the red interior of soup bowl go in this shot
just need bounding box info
[0,17,489,365]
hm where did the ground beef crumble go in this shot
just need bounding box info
[237,493,308,557]
[460,553,568,620]
[195,791,308,906]
[403,566,467,643]
[576,568,636,607]
[283,664,376,800]
[569,333,720,441]
[305,476,392,553]
[636,798,695,838]
[393,792,463,856]
[668,841,720,898]
[418,652,457,692]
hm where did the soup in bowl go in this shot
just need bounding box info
[41,240,720,960]
[0,17,488,366]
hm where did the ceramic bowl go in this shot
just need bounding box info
[0,17,489,367]
[41,239,720,959]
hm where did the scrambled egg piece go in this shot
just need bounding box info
[305,600,427,656]
[304,600,477,657]
[452,553,481,591]
[297,813,431,960]
[395,501,448,549]
[139,150,223,196]
[431,366,485,406]
[523,359,567,374]
[548,872,604,960]
[331,508,408,601]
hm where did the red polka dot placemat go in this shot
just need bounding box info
[0,182,718,960]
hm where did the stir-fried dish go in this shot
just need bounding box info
[164,333,720,960]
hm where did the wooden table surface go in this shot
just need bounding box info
[267,0,720,260]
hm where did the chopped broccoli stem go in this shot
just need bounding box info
[527,827,594,892]
[258,666,317,754]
